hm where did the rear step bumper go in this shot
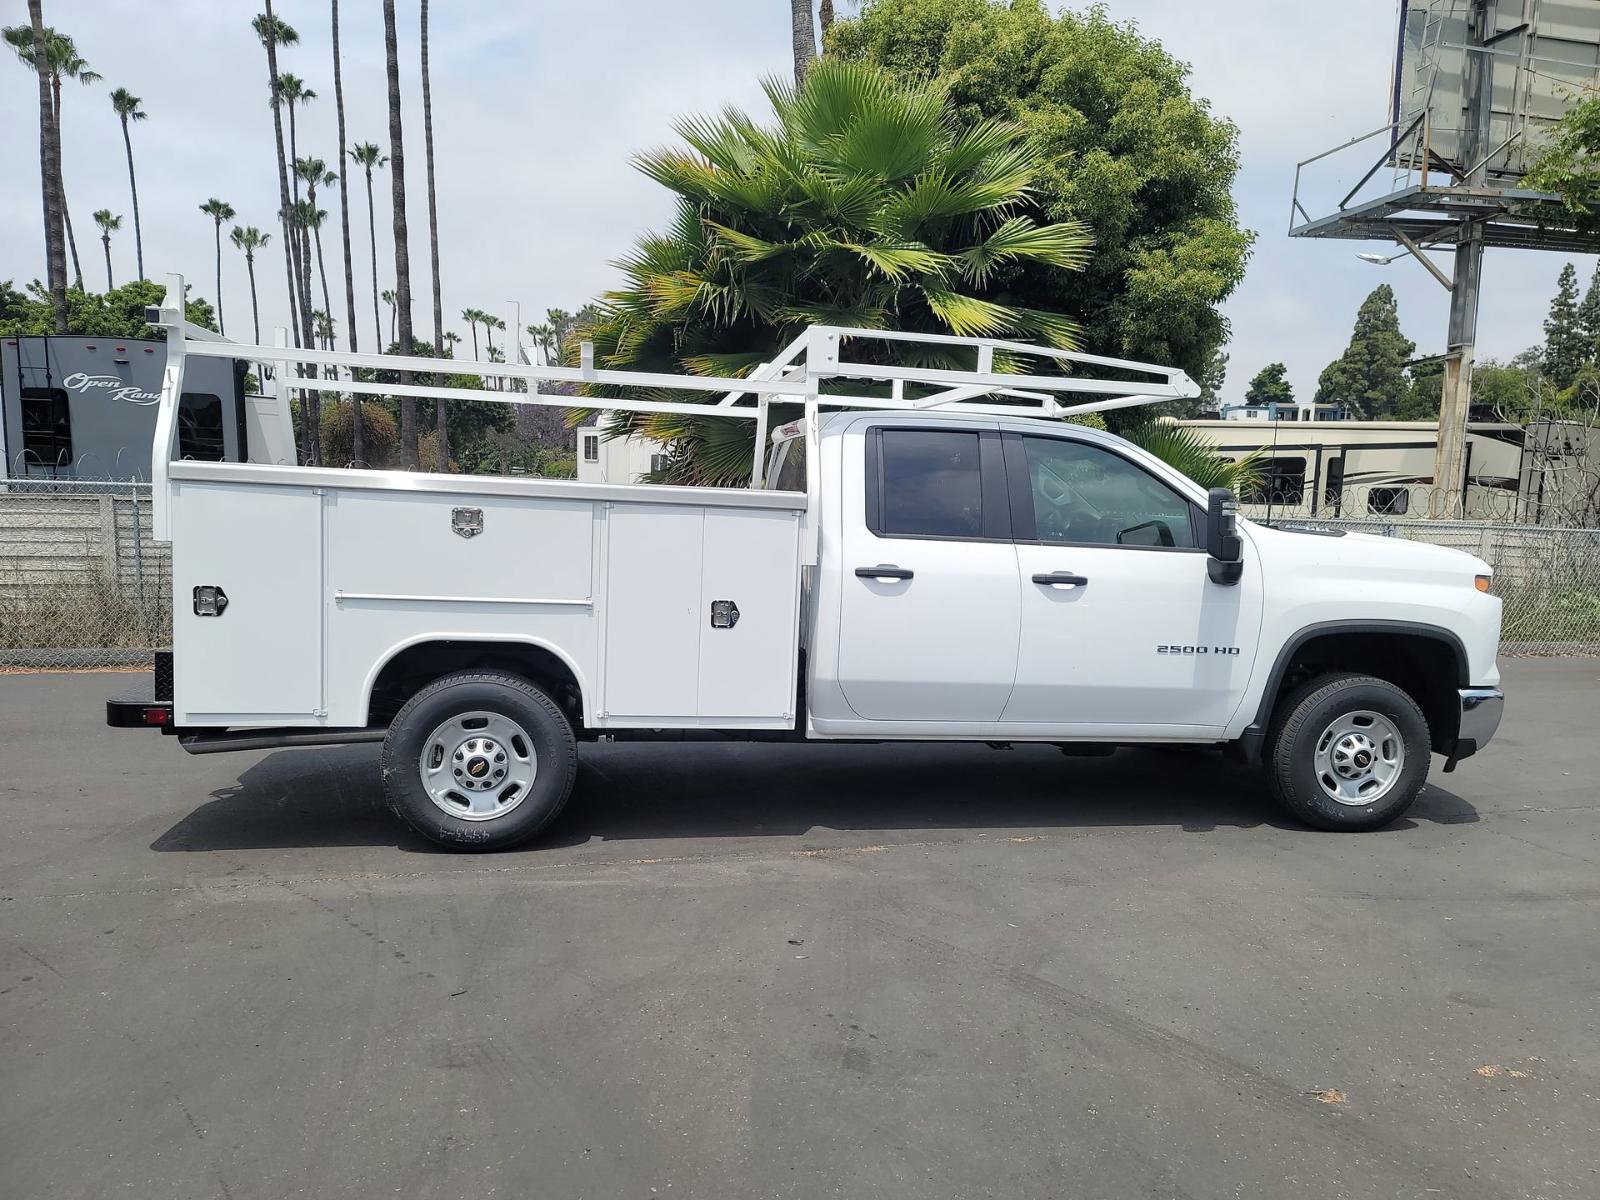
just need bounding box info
[106,688,173,729]
[105,650,174,729]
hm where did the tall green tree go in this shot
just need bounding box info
[199,198,235,335]
[23,4,66,331]
[350,141,387,354]
[381,0,419,468]
[278,74,318,340]
[108,87,146,281]
[580,58,1092,485]
[1244,362,1293,407]
[829,0,1252,379]
[1313,285,1415,419]
[253,10,304,353]
[93,208,120,291]
[0,277,215,338]
[1543,262,1587,389]
[461,307,483,359]
[230,224,269,344]
[294,158,336,323]
[1193,347,1226,416]
[331,0,357,358]
[420,0,448,467]
[5,24,99,289]
[1578,261,1600,354]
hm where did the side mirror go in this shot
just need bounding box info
[1206,488,1243,586]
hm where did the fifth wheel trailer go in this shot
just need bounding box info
[110,278,1504,849]
[1,333,291,481]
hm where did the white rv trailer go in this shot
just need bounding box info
[1181,417,1595,523]
[108,276,1503,849]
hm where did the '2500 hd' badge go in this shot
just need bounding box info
[1157,644,1240,655]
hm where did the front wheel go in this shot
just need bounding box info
[382,670,577,851]
[1267,673,1431,831]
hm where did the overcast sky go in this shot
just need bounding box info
[0,0,1587,404]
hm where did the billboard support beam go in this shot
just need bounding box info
[1432,0,1493,518]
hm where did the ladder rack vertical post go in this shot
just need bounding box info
[150,273,187,542]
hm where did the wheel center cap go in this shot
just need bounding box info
[466,756,489,778]
[1354,750,1372,768]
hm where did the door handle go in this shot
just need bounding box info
[856,564,914,582]
[1032,571,1089,589]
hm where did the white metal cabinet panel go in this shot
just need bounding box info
[697,509,801,720]
[602,504,703,719]
[171,480,323,722]
[326,489,592,602]
[322,488,600,728]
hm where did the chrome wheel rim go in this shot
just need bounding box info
[418,710,537,821]
[1313,710,1405,807]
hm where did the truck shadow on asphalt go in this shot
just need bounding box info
[150,741,1481,853]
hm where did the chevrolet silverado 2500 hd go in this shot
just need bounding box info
[108,283,1503,849]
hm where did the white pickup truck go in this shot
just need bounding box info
[109,281,1504,849]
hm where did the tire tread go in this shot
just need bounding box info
[381,669,577,851]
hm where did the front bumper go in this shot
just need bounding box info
[1446,687,1504,768]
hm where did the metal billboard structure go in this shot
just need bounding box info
[1289,0,1600,515]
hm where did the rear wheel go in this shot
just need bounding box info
[382,670,577,851]
[1267,673,1431,831]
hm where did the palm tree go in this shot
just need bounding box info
[277,73,318,334]
[381,0,418,468]
[382,288,397,346]
[294,159,336,322]
[484,314,505,355]
[790,0,815,84]
[253,10,304,350]
[581,59,1093,485]
[107,87,146,281]
[93,208,120,291]
[419,0,447,466]
[312,309,336,350]
[461,308,482,358]
[22,5,66,330]
[230,224,270,345]
[350,142,387,352]
[199,198,235,334]
[5,24,100,290]
[330,0,357,356]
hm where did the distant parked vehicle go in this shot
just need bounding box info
[1,334,290,483]
[1180,416,1596,524]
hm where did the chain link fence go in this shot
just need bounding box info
[3,482,1598,669]
[1,481,170,669]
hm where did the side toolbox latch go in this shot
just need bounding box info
[192,585,229,616]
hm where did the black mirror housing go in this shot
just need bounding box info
[1206,487,1243,585]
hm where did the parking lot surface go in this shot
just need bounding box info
[2,659,1597,1199]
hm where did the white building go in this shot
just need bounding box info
[576,427,668,484]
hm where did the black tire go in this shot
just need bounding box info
[381,670,577,851]
[1266,673,1431,832]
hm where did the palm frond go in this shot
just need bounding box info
[920,287,1018,338]
[1118,418,1264,492]
[959,216,1093,286]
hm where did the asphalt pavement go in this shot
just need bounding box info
[2,659,1597,1200]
